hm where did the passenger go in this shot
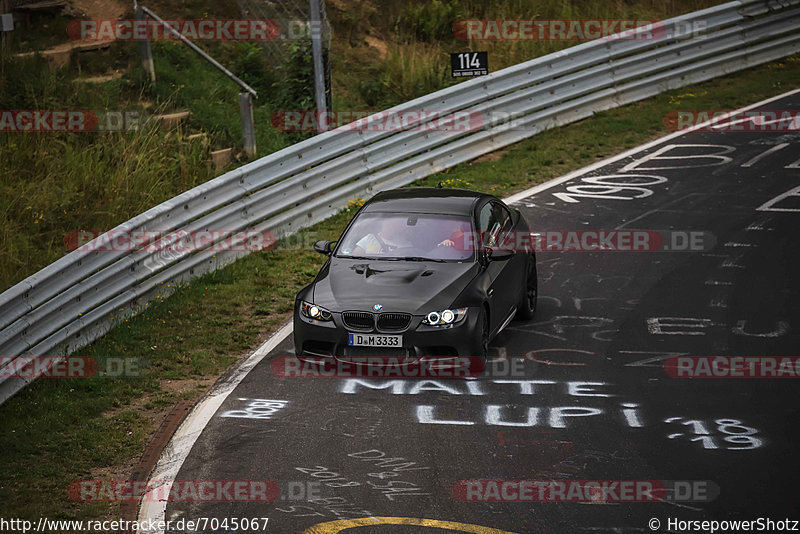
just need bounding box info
[436,220,470,251]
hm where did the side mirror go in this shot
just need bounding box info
[487,247,513,261]
[313,240,335,255]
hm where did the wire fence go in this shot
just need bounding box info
[237,0,331,110]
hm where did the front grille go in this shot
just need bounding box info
[342,311,374,330]
[377,313,412,331]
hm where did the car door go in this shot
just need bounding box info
[478,201,517,334]
[497,200,528,309]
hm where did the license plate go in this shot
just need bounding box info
[347,333,402,347]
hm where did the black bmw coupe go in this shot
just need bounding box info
[293,187,537,362]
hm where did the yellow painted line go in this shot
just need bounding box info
[301,516,518,533]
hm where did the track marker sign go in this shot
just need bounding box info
[451,51,488,77]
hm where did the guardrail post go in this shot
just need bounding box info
[239,92,257,158]
[0,0,11,56]
[136,6,156,83]
[309,0,329,132]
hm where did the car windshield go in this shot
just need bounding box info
[334,212,475,261]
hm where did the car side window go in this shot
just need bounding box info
[478,203,492,232]
[478,203,493,246]
[493,202,512,232]
[492,202,512,248]
[478,202,511,247]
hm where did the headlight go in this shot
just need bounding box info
[422,308,467,325]
[300,301,333,321]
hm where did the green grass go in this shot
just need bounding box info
[0,60,216,289]
[0,47,294,291]
[1,55,799,520]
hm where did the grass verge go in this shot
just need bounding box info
[1,55,798,520]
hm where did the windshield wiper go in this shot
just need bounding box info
[334,255,375,260]
[389,256,447,262]
[338,255,447,262]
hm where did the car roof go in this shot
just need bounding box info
[361,187,496,216]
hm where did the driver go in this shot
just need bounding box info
[352,217,411,255]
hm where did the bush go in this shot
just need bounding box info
[358,78,385,107]
[273,40,315,111]
[397,0,463,42]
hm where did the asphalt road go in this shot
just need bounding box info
[157,92,800,533]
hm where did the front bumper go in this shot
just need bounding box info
[293,302,482,363]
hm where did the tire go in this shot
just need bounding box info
[517,255,538,320]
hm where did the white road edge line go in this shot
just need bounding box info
[136,322,292,533]
[137,87,800,531]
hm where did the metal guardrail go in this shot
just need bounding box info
[1,0,799,404]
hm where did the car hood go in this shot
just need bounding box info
[311,258,479,314]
